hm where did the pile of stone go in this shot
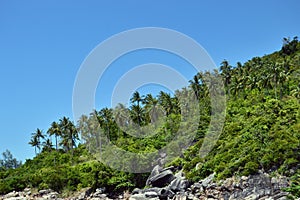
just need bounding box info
[130,166,296,200]
[1,167,299,200]
[0,189,59,200]
[130,165,189,200]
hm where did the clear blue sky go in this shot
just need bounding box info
[0,0,299,161]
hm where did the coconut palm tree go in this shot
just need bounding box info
[144,94,164,124]
[130,91,144,107]
[59,117,79,152]
[42,138,54,152]
[220,60,232,86]
[114,103,131,128]
[47,121,61,150]
[28,135,39,155]
[29,128,45,154]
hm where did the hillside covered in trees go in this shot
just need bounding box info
[0,37,299,197]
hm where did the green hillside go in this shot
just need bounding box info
[0,37,299,197]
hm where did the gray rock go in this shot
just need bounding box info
[201,173,215,188]
[132,188,142,195]
[144,191,158,198]
[42,191,59,199]
[244,193,259,200]
[148,169,175,187]
[3,198,27,200]
[146,165,162,186]
[38,189,53,195]
[4,191,19,198]
[169,176,189,192]
[158,188,175,199]
[129,193,159,200]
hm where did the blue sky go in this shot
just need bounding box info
[0,0,299,161]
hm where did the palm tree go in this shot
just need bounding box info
[47,121,61,150]
[130,104,145,126]
[29,128,45,154]
[114,103,131,128]
[220,60,232,85]
[189,73,201,99]
[28,136,39,155]
[97,108,116,141]
[220,60,232,96]
[130,91,144,107]
[59,117,79,152]
[130,91,145,126]
[42,138,53,152]
[144,94,162,124]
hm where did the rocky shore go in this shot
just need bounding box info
[1,166,298,200]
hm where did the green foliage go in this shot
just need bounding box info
[0,150,22,170]
[1,38,300,196]
[285,172,300,197]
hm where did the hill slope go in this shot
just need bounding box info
[0,37,299,197]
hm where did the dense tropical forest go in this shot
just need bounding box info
[0,37,299,197]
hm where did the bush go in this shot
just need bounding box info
[243,161,259,176]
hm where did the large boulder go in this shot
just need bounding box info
[147,169,175,187]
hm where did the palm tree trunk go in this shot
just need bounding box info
[55,135,58,151]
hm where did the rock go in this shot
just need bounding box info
[148,169,175,187]
[158,187,175,199]
[146,165,162,186]
[132,188,142,195]
[244,193,259,200]
[38,189,53,196]
[4,191,20,199]
[144,191,158,198]
[272,191,289,199]
[201,173,215,188]
[168,172,189,192]
[129,193,159,200]
[3,198,27,200]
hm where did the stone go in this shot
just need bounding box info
[38,189,53,196]
[129,193,159,200]
[146,165,162,186]
[201,173,215,188]
[244,193,259,200]
[132,188,142,195]
[148,169,175,187]
[169,176,189,192]
[191,182,202,190]
[158,187,175,199]
[144,191,158,198]
[4,191,18,198]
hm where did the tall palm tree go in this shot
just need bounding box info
[130,91,145,126]
[130,104,145,126]
[158,91,180,116]
[59,117,79,152]
[114,103,131,128]
[28,136,39,155]
[189,73,202,99]
[47,121,61,150]
[220,60,232,96]
[130,91,144,107]
[29,128,45,154]
[144,94,162,124]
[97,108,116,141]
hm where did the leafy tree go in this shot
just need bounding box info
[0,150,21,169]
